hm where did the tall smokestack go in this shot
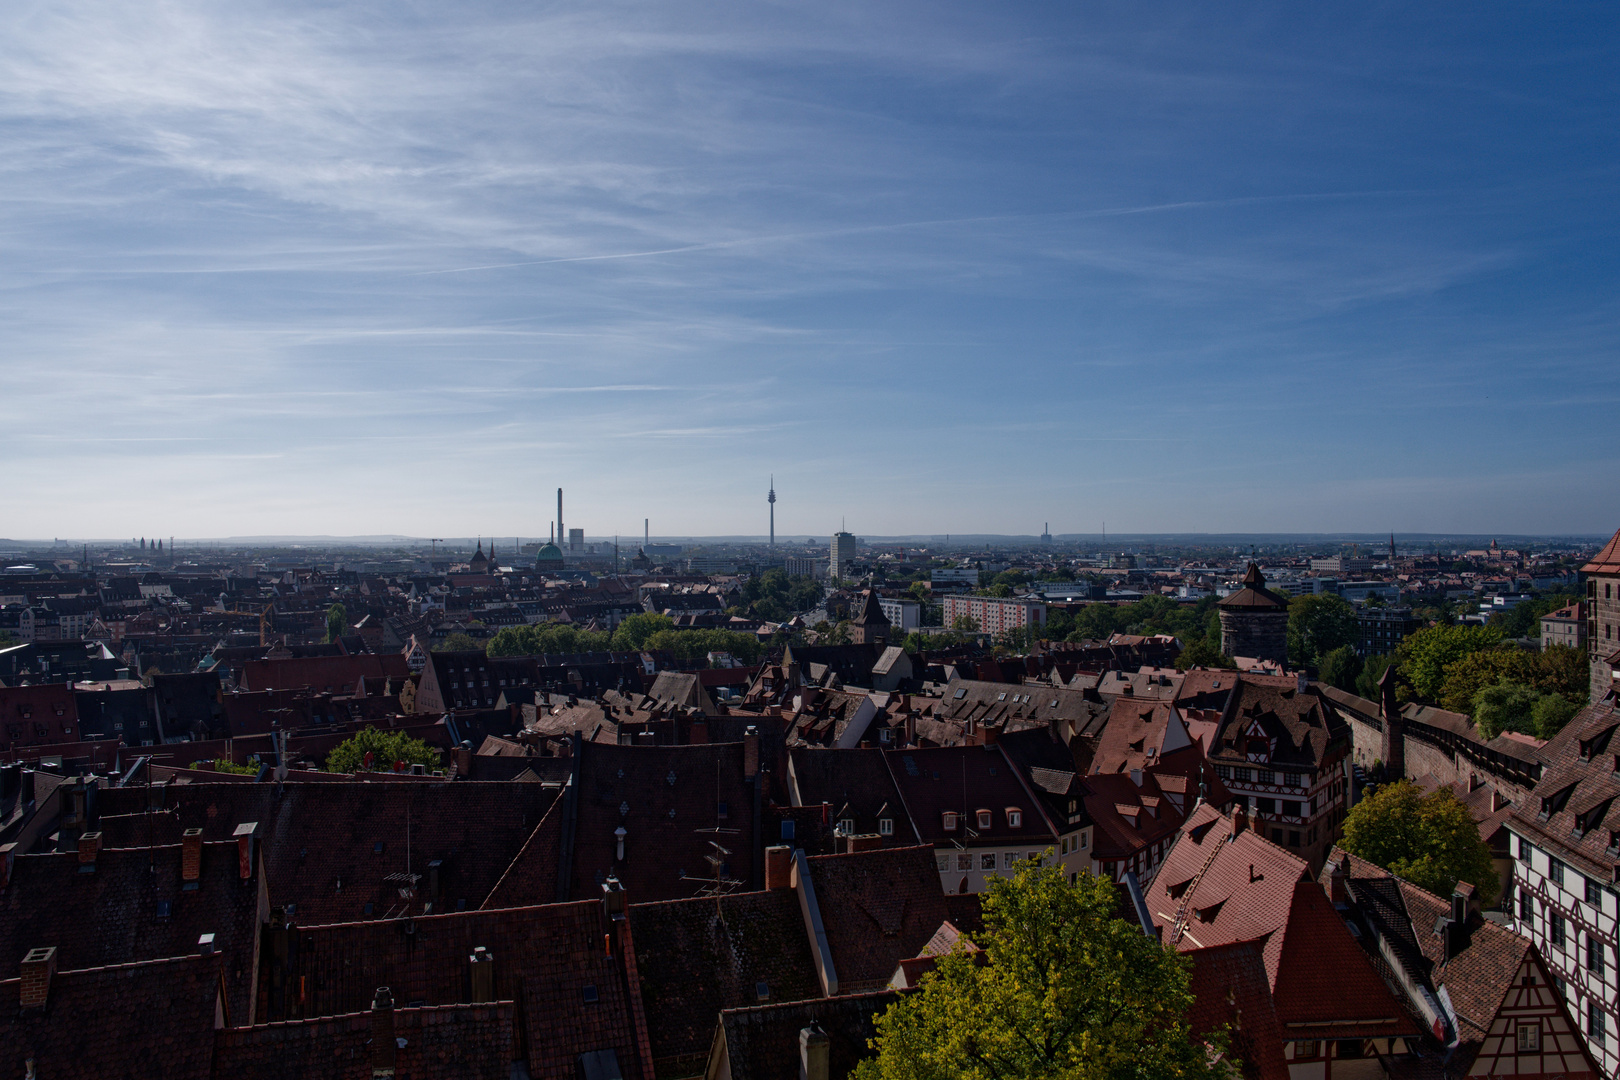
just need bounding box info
[557,489,564,554]
[645,519,649,547]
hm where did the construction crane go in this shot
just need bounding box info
[428,539,444,557]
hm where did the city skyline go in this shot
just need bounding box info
[3,3,1617,537]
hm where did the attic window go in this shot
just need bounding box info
[756,982,770,1002]
[1576,800,1613,838]
[1006,809,1023,828]
[582,984,599,1004]
[373,842,385,854]
[879,818,893,836]
[1582,727,1618,762]
[954,689,966,699]
[943,812,958,831]
[976,809,992,830]
[1541,784,1578,821]
[997,693,1006,701]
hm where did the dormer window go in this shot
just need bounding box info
[976,809,992,830]
[1575,800,1613,839]
[839,818,854,834]
[942,811,958,831]
[879,818,893,835]
[1541,784,1577,821]
[1006,808,1023,828]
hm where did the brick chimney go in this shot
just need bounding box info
[845,834,882,854]
[182,827,203,884]
[743,726,760,780]
[233,822,259,881]
[19,946,56,1009]
[765,845,793,890]
[469,946,495,1003]
[0,842,15,890]
[370,987,396,1077]
[77,831,101,872]
[1230,805,1248,840]
[453,742,473,778]
[799,1023,829,1080]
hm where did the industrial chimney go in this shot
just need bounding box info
[557,488,564,552]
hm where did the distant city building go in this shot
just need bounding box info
[783,556,826,580]
[1308,555,1374,574]
[686,556,738,574]
[643,544,684,558]
[568,528,584,553]
[1540,601,1585,653]
[929,567,979,592]
[829,531,857,580]
[1356,606,1419,658]
[877,597,921,631]
[942,595,1046,635]
[1336,580,1401,605]
[1216,564,1289,666]
[1040,522,1052,544]
[1585,529,1620,702]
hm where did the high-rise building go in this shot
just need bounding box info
[829,531,857,581]
[568,528,584,553]
[768,477,776,547]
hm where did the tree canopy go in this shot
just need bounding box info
[1395,624,1502,701]
[1286,594,1358,668]
[325,602,348,644]
[325,727,443,774]
[1340,781,1498,903]
[854,860,1228,1080]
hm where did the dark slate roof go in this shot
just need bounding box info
[214,1001,516,1080]
[1,954,224,1079]
[255,900,649,1080]
[1509,700,1620,881]
[803,845,949,993]
[788,747,917,843]
[629,888,821,1074]
[0,840,262,1023]
[93,781,560,925]
[569,741,759,903]
[716,991,896,1080]
[1209,679,1349,771]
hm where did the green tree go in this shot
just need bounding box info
[1340,781,1498,903]
[1531,693,1582,739]
[1355,654,1396,703]
[1066,603,1119,643]
[326,602,348,644]
[439,632,479,652]
[1396,624,1503,702]
[854,861,1228,1080]
[1529,645,1588,701]
[1286,594,1358,667]
[325,727,443,773]
[951,615,980,633]
[1317,644,1363,693]
[609,612,674,651]
[1471,679,1541,739]
[1174,637,1235,671]
[1438,648,1533,714]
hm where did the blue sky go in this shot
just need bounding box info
[2,2,1616,540]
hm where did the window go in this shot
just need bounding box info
[1591,1002,1606,1046]
[1551,912,1566,946]
[879,818,893,836]
[976,810,992,830]
[979,853,995,871]
[1516,1023,1540,1054]
[936,855,948,872]
[1256,798,1276,815]
[1003,852,1017,869]
[1006,809,1022,828]
[838,818,854,835]
[1233,767,1252,783]
[1295,1041,1319,1060]
[1079,832,1088,849]
[1589,876,1603,906]
[1027,851,1040,863]
[1551,858,1566,887]
[1591,935,1606,975]
[956,853,972,871]
[1283,801,1302,817]
[1520,891,1533,922]
[943,812,958,831]
[1519,835,1533,860]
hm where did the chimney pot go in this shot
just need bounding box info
[198,933,216,955]
[233,821,259,881]
[469,946,495,1003]
[799,1023,830,1080]
[19,946,56,1009]
[182,828,203,883]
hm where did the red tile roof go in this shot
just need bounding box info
[1185,941,1289,1080]
[1582,527,1620,575]
[1270,882,1419,1040]
[215,1000,516,1079]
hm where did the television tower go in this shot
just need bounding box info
[767,476,776,546]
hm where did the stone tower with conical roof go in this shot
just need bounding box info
[1216,563,1288,666]
[850,587,891,646]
